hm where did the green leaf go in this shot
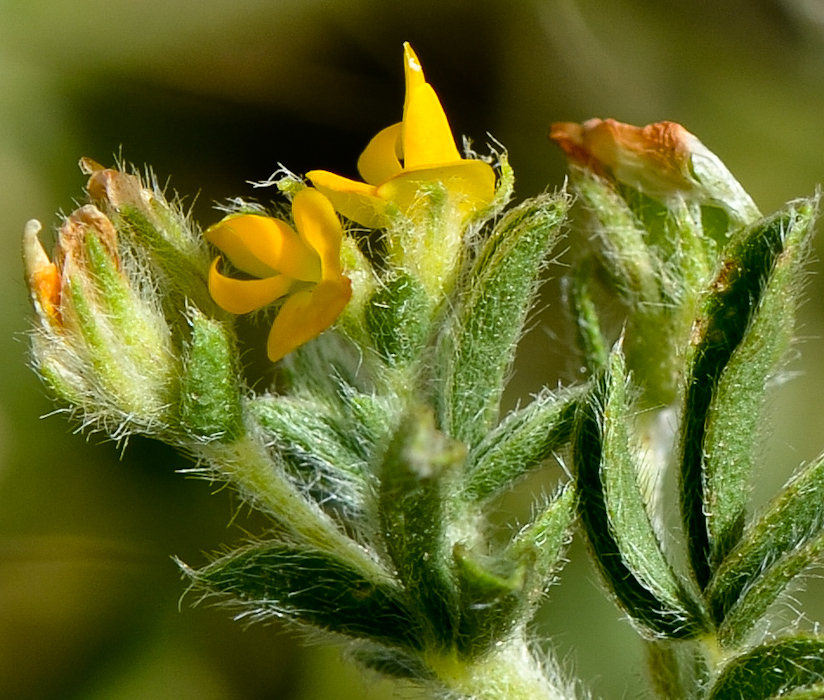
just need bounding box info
[453,545,526,658]
[379,407,465,648]
[185,542,420,649]
[707,453,824,647]
[462,386,583,504]
[644,640,710,700]
[350,645,433,680]
[179,309,243,442]
[437,192,569,446]
[248,395,374,522]
[567,261,609,375]
[364,272,431,366]
[507,483,576,609]
[453,484,575,659]
[574,349,706,638]
[679,198,818,589]
[117,205,217,320]
[708,636,824,700]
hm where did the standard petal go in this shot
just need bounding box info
[402,43,427,118]
[402,82,460,169]
[357,123,403,185]
[377,160,496,217]
[208,258,294,314]
[306,170,389,229]
[266,276,353,362]
[292,189,343,280]
[205,214,320,282]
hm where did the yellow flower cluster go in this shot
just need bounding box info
[206,43,496,361]
[206,188,351,362]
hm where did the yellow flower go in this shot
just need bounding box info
[205,188,352,362]
[306,43,495,228]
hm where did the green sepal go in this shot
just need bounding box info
[462,386,583,504]
[179,308,244,442]
[453,545,526,658]
[364,272,431,366]
[574,349,706,639]
[708,636,824,700]
[379,407,465,648]
[569,167,661,304]
[112,202,218,322]
[437,192,569,446]
[679,198,818,589]
[184,541,420,649]
[707,453,824,647]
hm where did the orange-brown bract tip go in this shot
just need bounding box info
[550,118,696,195]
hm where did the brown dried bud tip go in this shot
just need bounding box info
[550,118,696,198]
[23,205,120,328]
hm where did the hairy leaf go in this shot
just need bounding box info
[463,386,583,503]
[186,542,419,649]
[708,636,824,700]
[179,309,243,442]
[437,192,569,446]
[379,407,465,648]
[575,350,706,638]
[364,272,431,366]
[679,199,817,589]
[708,453,824,646]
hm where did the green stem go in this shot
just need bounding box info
[198,433,393,585]
[428,636,576,700]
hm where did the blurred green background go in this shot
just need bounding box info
[3,1,824,698]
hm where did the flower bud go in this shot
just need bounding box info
[550,119,760,225]
[24,204,177,436]
[81,158,218,318]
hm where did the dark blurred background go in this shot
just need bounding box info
[4,1,824,698]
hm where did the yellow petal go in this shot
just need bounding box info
[205,214,320,282]
[357,123,403,185]
[377,160,496,216]
[402,44,460,167]
[23,219,62,324]
[402,43,427,118]
[208,258,294,314]
[306,170,389,229]
[292,188,343,280]
[266,276,352,362]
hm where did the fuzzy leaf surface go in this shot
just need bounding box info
[437,192,569,446]
[379,408,464,649]
[179,309,243,442]
[188,542,419,649]
[679,199,818,589]
[249,395,373,522]
[708,453,824,646]
[463,386,583,504]
[364,272,430,366]
[575,350,706,638]
[506,483,576,610]
[708,636,824,700]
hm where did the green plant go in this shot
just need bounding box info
[23,47,823,700]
